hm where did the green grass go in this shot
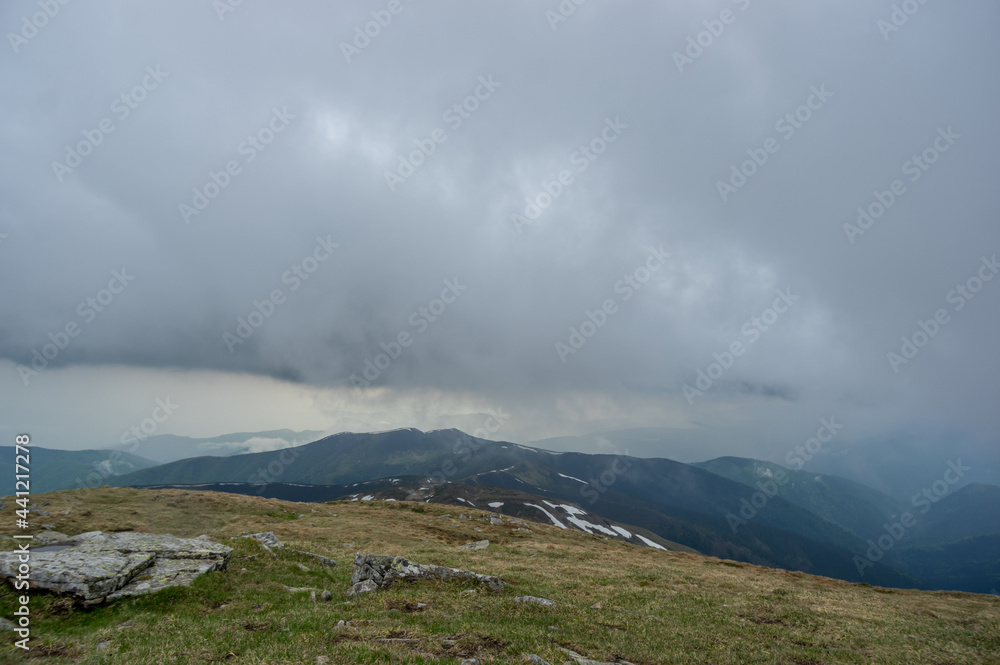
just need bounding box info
[1,488,998,664]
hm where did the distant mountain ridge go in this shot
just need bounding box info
[111,428,325,463]
[0,446,156,495]
[109,427,918,589]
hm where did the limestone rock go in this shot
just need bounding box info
[242,532,283,557]
[348,553,504,598]
[457,540,489,551]
[291,549,337,567]
[346,578,378,599]
[0,531,232,604]
[33,532,70,545]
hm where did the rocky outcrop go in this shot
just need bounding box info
[0,531,232,604]
[347,553,505,598]
[241,531,336,566]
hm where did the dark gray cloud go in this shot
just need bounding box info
[2,0,998,463]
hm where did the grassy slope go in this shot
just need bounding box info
[0,488,997,664]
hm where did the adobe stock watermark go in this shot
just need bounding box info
[716,84,833,203]
[73,397,180,489]
[579,448,634,505]
[7,0,72,54]
[844,126,959,244]
[512,116,628,233]
[887,254,997,373]
[683,288,799,403]
[672,0,752,73]
[17,268,136,386]
[727,417,844,534]
[51,65,169,183]
[179,106,295,224]
[428,408,512,483]
[213,0,246,21]
[340,0,414,64]
[877,0,931,41]
[545,0,586,31]
[248,446,303,494]
[224,235,340,353]
[385,75,501,191]
[854,459,969,576]
[349,278,467,387]
[555,246,671,363]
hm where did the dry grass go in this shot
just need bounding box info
[1,487,998,664]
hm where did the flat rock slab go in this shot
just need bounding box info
[0,531,232,604]
[348,553,505,598]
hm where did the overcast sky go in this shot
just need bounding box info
[2,1,998,466]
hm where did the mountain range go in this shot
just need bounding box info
[78,427,999,594]
[15,427,998,594]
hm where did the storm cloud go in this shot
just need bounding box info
[1,0,998,465]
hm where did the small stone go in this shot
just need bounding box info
[297,563,310,572]
[251,604,264,611]
[240,568,248,574]
[460,589,478,596]
[309,590,317,602]
[321,590,332,601]
[529,656,552,665]
[457,540,489,551]
[346,579,378,599]
[96,641,110,650]
[243,532,285,550]
[591,602,602,610]
[515,595,556,607]
[316,657,330,664]
[461,659,481,665]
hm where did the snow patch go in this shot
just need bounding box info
[557,472,586,484]
[361,495,374,501]
[566,516,617,536]
[611,525,632,538]
[636,534,667,551]
[525,503,567,529]
[488,502,504,508]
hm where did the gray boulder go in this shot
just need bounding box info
[33,532,70,545]
[456,540,489,551]
[347,553,505,598]
[0,531,232,604]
